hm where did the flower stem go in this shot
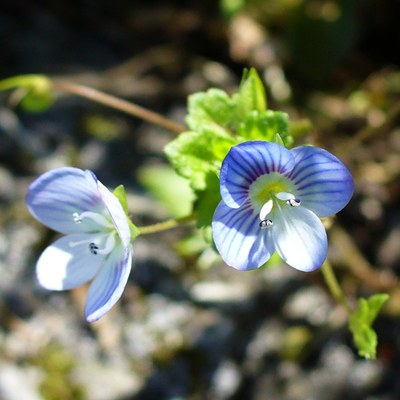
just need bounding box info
[137,214,196,235]
[51,80,186,134]
[321,259,352,313]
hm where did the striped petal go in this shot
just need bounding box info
[97,181,131,249]
[271,206,327,272]
[212,200,275,270]
[85,246,133,322]
[220,141,295,208]
[288,146,354,217]
[27,167,105,234]
[36,233,106,290]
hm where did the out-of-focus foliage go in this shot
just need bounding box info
[138,165,195,218]
[0,75,53,112]
[222,0,360,86]
[350,294,389,359]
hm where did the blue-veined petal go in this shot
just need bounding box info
[27,167,105,234]
[271,206,327,272]
[288,146,354,217]
[85,246,132,322]
[220,141,295,208]
[36,233,107,290]
[97,180,131,249]
[212,200,275,270]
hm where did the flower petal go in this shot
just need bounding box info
[271,206,327,272]
[288,146,354,217]
[97,181,131,249]
[220,141,295,208]
[212,200,275,270]
[36,234,106,290]
[27,167,105,234]
[85,246,132,322]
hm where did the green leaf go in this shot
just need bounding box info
[349,293,389,359]
[0,74,54,112]
[112,184,140,239]
[186,89,238,135]
[195,172,221,230]
[185,69,267,138]
[113,185,129,214]
[138,165,195,218]
[234,67,267,117]
[237,110,293,147]
[165,129,236,191]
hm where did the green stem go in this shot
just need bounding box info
[137,214,196,235]
[321,260,352,313]
[51,80,186,134]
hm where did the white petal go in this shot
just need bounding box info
[271,206,327,272]
[36,234,106,290]
[85,246,132,322]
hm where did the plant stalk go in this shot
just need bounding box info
[52,80,186,134]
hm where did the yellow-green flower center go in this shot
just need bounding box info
[249,173,297,211]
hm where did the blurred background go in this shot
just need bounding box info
[1,0,400,399]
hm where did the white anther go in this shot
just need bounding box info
[276,192,295,201]
[259,199,274,221]
[287,198,301,207]
[259,219,273,229]
[73,212,82,223]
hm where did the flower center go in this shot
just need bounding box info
[248,173,300,229]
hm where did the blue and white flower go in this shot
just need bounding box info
[212,141,354,272]
[27,167,132,322]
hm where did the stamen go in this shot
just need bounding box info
[73,212,82,223]
[276,192,295,201]
[89,242,99,255]
[259,199,274,221]
[72,211,112,228]
[69,237,92,248]
[259,219,273,229]
[69,234,116,256]
[92,234,116,255]
[287,198,301,207]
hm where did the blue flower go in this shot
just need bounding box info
[212,141,354,272]
[27,167,132,322]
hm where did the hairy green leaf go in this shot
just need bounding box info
[234,67,267,117]
[237,110,292,146]
[165,129,236,191]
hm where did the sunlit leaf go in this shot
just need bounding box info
[165,129,236,191]
[237,110,292,146]
[234,67,267,117]
[113,185,129,214]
